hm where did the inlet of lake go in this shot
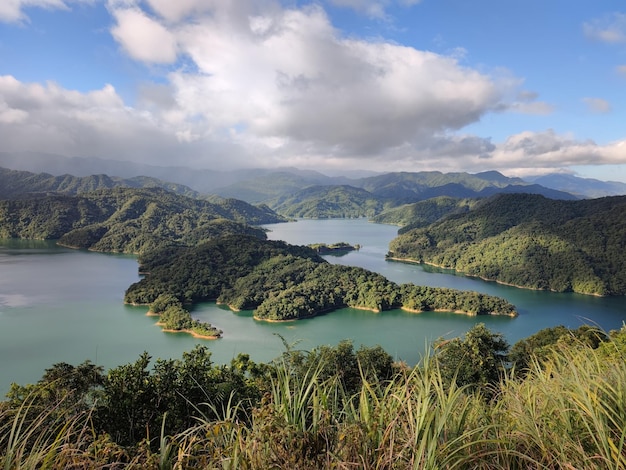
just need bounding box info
[1,218,625,396]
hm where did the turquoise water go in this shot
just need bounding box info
[1,219,625,396]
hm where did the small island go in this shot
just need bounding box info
[308,242,361,255]
[146,294,222,339]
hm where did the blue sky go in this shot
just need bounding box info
[1,0,625,181]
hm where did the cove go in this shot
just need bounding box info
[1,219,625,396]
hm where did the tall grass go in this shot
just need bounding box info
[0,393,96,469]
[493,343,626,469]
[3,338,626,469]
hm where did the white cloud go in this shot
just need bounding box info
[583,12,626,44]
[492,130,626,168]
[617,65,626,77]
[326,0,421,19]
[143,0,227,23]
[509,101,554,115]
[110,7,178,63]
[4,0,625,178]
[0,0,94,23]
[0,74,248,168]
[582,97,612,114]
[503,89,554,115]
[155,3,505,157]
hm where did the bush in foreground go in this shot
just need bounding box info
[2,325,626,468]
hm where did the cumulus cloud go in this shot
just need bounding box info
[582,97,612,114]
[0,74,250,168]
[138,2,504,158]
[110,7,178,63]
[4,0,626,177]
[583,12,626,43]
[491,130,626,169]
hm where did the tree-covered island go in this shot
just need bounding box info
[308,241,360,255]
[125,234,517,324]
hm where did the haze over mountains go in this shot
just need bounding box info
[3,151,624,209]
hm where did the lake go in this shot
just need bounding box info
[1,218,625,396]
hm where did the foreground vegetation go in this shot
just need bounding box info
[389,193,626,295]
[126,235,517,321]
[1,323,623,469]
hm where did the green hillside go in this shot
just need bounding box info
[0,166,202,199]
[388,193,626,295]
[0,187,286,254]
[269,185,392,218]
[125,235,517,319]
[372,196,479,228]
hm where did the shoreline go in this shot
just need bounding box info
[386,256,604,297]
[253,302,515,322]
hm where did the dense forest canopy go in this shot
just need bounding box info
[371,196,479,229]
[0,187,286,254]
[389,193,626,295]
[126,235,517,320]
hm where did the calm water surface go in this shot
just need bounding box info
[1,219,625,395]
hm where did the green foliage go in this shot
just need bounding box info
[0,187,285,254]
[308,241,359,254]
[149,294,182,314]
[269,184,392,218]
[278,340,395,395]
[434,323,509,396]
[389,193,626,295]
[510,324,608,372]
[125,235,323,305]
[5,328,626,468]
[126,235,517,320]
[148,295,221,338]
[97,346,260,447]
[0,166,203,199]
[372,196,478,229]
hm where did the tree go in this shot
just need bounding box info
[434,323,509,396]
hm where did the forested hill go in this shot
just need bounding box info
[388,193,626,295]
[371,196,480,229]
[0,166,203,199]
[268,185,394,218]
[125,235,517,320]
[0,187,286,254]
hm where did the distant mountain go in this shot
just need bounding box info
[211,171,351,203]
[0,152,345,194]
[354,171,576,202]
[389,193,626,296]
[525,173,626,198]
[1,153,580,215]
[0,167,203,199]
[261,171,576,219]
[268,185,392,218]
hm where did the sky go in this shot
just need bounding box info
[0,1,625,181]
